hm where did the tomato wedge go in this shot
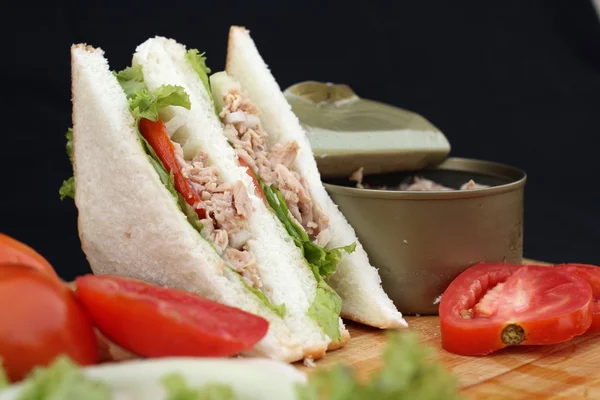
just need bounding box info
[74,275,269,358]
[556,263,600,332]
[0,265,98,381]
[0,233,58,278]
[238,157,266,202]
[139,118,206,219]
[439,263,593,356]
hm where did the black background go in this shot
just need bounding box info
[3,1,600,280]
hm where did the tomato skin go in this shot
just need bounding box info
[439,263,593,356]
[556,264,600,332]
[74,275,269,358]
[0,265,98,382]
[238,157,266,202]
[139,118,206,219]
[0,233,58,278]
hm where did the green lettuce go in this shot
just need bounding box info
[185,50,212,102]
[261,182,354,341]
[262,184,355,280]
[114,65,284,318]
[114,66,191,122]
[232,267,286,318]
[297,331,462,400]
[59,128,75,200]
[0,359,8,389]
[162,373,234,400]
[59,177,75,201]
[15,356,111,400]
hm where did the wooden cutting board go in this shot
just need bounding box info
[296,259,600,399]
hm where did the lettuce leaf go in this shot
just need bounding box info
[59,177,75,201]
[114,66,191,122]
[162,373,234,400]
[0,359,8,390]
[261,182,353,340]
[115,65,284,318]
[185,49,212,102]
[15,356,111,400]
[296,331,462,400]
[66,128,73,164]
[59,128,75,201]
[231,267,286,318]
[263,184,355,280]
[306,279,342,341]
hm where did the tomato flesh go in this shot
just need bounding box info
[139,118,206,219]
[0,265,98,381]
[439,263,593,356]
[556,264,600,332]
[0,233,58,278]
[238,157,266,202]
[74,275,269,358]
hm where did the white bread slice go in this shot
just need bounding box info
[226,27,408,329]
[70,43,303,362]
[132,37,350,358]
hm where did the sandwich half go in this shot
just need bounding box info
[221,26,408,329]
[129,37,351,357]
[67,43,329,363]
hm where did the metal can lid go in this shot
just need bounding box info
[284,81,451,178]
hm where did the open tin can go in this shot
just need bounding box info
[323,158,526,315]
[284,82,527,315]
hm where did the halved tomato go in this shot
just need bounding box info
[74,275,269,358]
[0,265,98,382]
[0,233,58,278]
[556,263,600,332]
[439,263,593,356]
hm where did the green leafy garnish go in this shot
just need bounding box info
[297,331,462,400]
[162,373,234,400]
[306,279,343,341]
[66,128,73,164]
[263,184,355,280]
[185,49,212,102]
[0,359,8,390]
[59,176,75,201]
[114,65,284,318]
[115,66,191,122]
[59,128,75,201]
[231,267,286,318]
[16,356,111,400]
[261,182,353,340]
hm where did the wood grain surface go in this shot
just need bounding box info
[296,259,600,399]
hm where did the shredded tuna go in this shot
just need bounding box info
[353,172,490,192]
[224,248,262,288]
[173,143,260,288]
[349,167,365,189]
[460,179,489,190]
[400,177,454,191]
[220,90,329,242]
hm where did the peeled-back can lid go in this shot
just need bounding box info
[283,81,451,179]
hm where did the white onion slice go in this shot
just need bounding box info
[164,115,187,137]
[245,114,261,128]
[229,230,253,250]
[224,111,247,124]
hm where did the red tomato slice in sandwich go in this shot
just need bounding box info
[139,118,206,219]
[555,263,600,332]
[74,275,269,358]
[439,263,593,356]
[238,157,266,202]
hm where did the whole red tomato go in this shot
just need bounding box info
[0,265,98,382]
